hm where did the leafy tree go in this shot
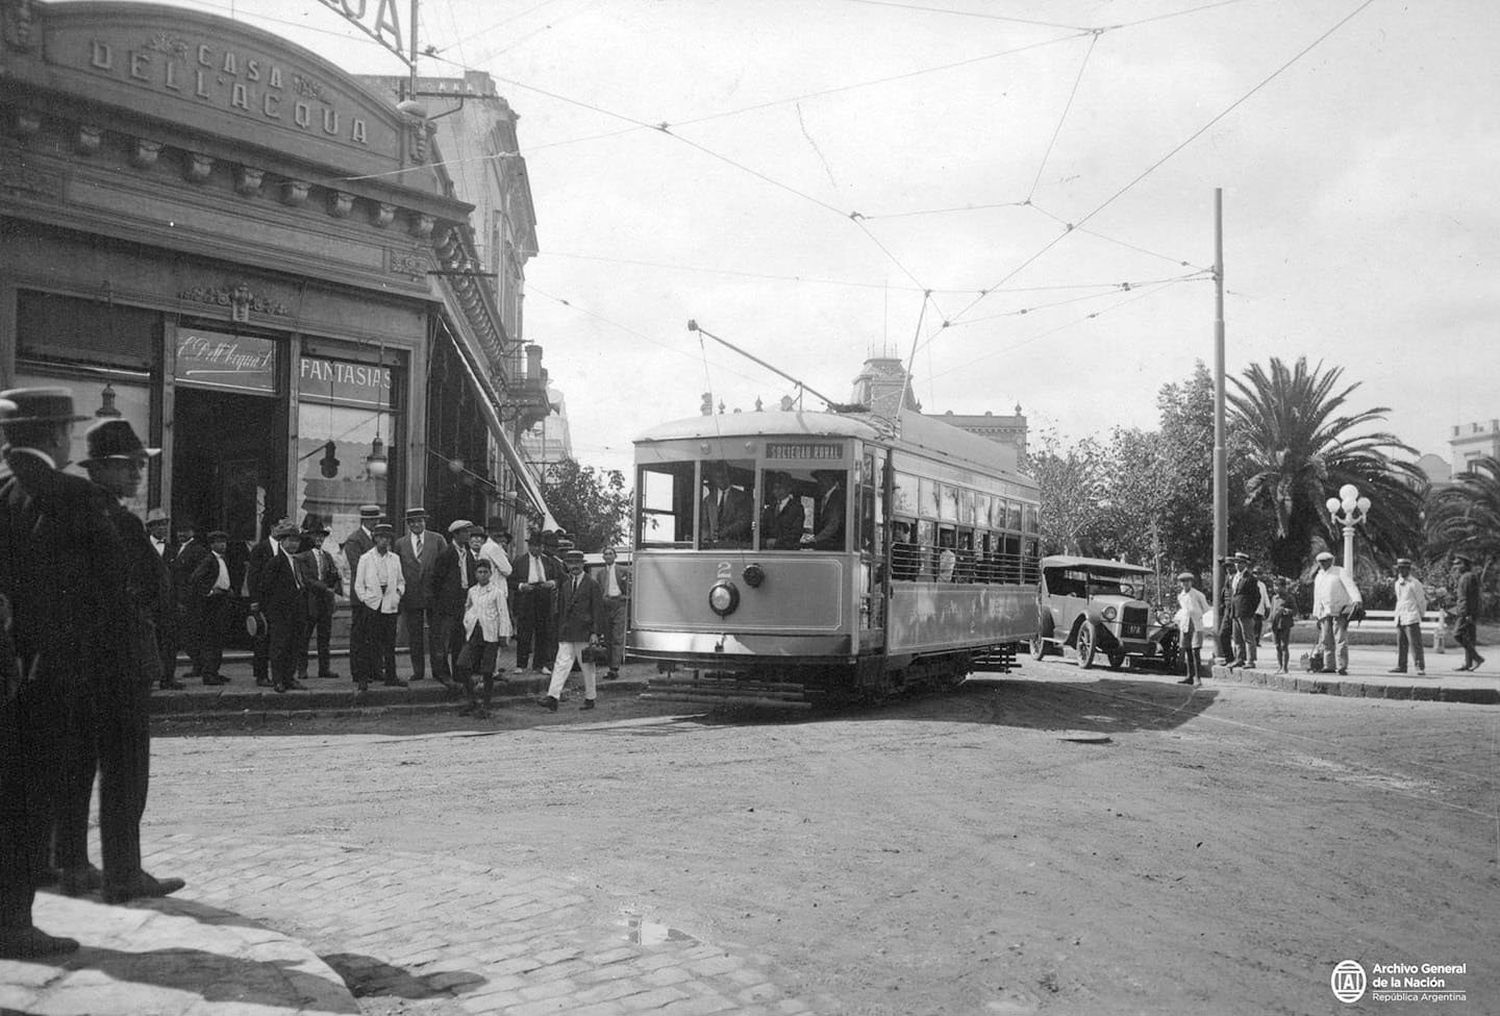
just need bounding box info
[1425,456,1500,616]
[533,457,633,552]
[1028,430,1108,555]
[1228,356,1425,579]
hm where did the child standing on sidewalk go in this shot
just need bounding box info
[456,558,509,718]
[1266,578,1296,674]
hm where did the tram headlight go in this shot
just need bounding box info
[1101,606,1118,621]
[708,580,740,617]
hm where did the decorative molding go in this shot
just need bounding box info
[177,283,290,318]
[184,152,213,182]
[145,31,188,57]
[409,213,434,239]
[405,119,430,164]
[0,156,64,201]
[386,247,427,278]
[130,139,162,168]
[76,125,102,154]
[234,166,263,196]
[372,202,396,228]
[291,74,326,101]
[327,190,354,218]
[281,179,310,206]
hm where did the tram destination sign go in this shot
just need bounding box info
[766,443,843,461]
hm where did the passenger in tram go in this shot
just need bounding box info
[761,472,805,549]
[803,469,846,550]
[891,520,919,580]
[701,461,752,548]
[937,530,958,583]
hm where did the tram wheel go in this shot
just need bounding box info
[1075,624,1097,669]
[1029,633,1047,660]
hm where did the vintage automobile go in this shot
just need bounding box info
[1030,555,1178,670]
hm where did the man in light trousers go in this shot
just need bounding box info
[1312,550,1362,676]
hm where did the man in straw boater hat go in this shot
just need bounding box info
[343,504,383,688]
[295,515,343,682]
[395,506,446,687]
[259,519,311,694]
[71,418,187,903]
[0,390,173,957]
[1388,557,1428,677]
[354,521,406,691]
[1311,550,1363,676]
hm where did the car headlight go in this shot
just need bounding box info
[708,581,740,617]
[1101,605,1117,621]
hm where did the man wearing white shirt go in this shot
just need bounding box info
[597,547,631,680]
[1311,550,1363,676]
[1388,557,1427,676]
[354,523,405,691]
[189,531,234,686]
[478,517,514,642]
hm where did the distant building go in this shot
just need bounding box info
[1451,420,1500,474]
[519,386,573,471]
[1415,453,1452,486]
[849,356,1027,468]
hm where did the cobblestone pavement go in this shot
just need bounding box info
[142,832,817,1016]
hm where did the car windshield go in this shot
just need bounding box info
[1086,573,1140,598]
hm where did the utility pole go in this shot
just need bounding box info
[1212,189,1227,655]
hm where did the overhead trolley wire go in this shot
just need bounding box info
[1027,30,1100,203]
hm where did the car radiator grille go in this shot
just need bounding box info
[1121,606,1148,639]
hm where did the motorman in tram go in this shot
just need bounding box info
[802,469,846,550]
[700,460,752,549]
[760,472,806,550]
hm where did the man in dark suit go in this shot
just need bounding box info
[701,461,752,548]
[395,507,445,684]
[245,513,281,687]
[171,520,210,681]
[541,549,605,712]
[510,531,562,673]
[295,517,342,680]
[259,520,309,693]
[805,469,846,550]
[1226,550,1262,669]
[595,547,630,680]
[761,472,805,550]
[76,418,186,904]
[190,532,235,685]
[429,520,475,687]
[342,504,381,687]
[144,508,185,690]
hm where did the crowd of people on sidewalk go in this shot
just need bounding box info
[1169,547,1487,685]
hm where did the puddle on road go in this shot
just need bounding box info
[623,912,697,945]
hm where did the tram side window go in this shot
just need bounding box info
[891,517,919,579]
[937,525,957,582]
[637,462,696,548]
[808,468,848,550]
[916,519,937,580]
[760,469,811,550]
[956,528,975,582]
[700,459,755,549]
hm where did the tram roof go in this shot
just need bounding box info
[635,409,1030,481]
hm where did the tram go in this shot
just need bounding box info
[628,407,1041,708]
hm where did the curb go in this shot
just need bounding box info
[1207,663,1500,704]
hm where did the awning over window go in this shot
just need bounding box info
[431,287,557,531]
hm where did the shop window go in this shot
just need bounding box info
[17,291,157,371]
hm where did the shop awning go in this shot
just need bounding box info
[430,285,557,531]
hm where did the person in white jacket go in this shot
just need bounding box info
[354,523,405,691]
[455,558,508,718]
[1174,572,1210,685]
[1311,550,1362,676]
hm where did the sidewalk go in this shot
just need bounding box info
[1205,642,1499,704]
[149,649,653,718]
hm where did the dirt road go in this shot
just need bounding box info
[150,663,1500,1015]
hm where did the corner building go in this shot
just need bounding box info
[0,1,550,580]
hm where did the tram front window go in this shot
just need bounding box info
[701,459,755,549]
[637,461,697,547]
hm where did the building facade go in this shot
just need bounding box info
[0,0,551,585]
[1451,420,1500,475]
[850,355,1028,469]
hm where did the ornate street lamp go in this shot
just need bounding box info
[1325,483,1371,572]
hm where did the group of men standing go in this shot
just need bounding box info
[0,389,184,959]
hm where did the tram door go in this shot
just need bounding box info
[859,448,886,647]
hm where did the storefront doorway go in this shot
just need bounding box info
[171,386,284,542]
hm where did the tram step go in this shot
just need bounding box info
[644,676,819,708]
[640,691,814,710]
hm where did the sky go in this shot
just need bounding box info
[69,0,1500,479]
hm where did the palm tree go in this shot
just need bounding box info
[1426,455,1500,571]
[1228,357,1426,579]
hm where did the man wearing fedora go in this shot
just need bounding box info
[144,508,186,690]
[1451,554,1485,672]
[429,520,477,688]
[259,520,310,693]
[296,516,342,681]
[1312,550,1363,676]
[74,418,186,904]
[0,390,177,957]
[542,549,605,712]
[189,531,235,685]
[343,504,382,687]
[395,507,445,685]
[354,522,405,690]
[171,518,211,682]
[511,530,562,674]
[1389,558,1428,676]
[1225,551,1262,669]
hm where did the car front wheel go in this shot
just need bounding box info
[1030,633,1047,660]
[1075,624,1097,669]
